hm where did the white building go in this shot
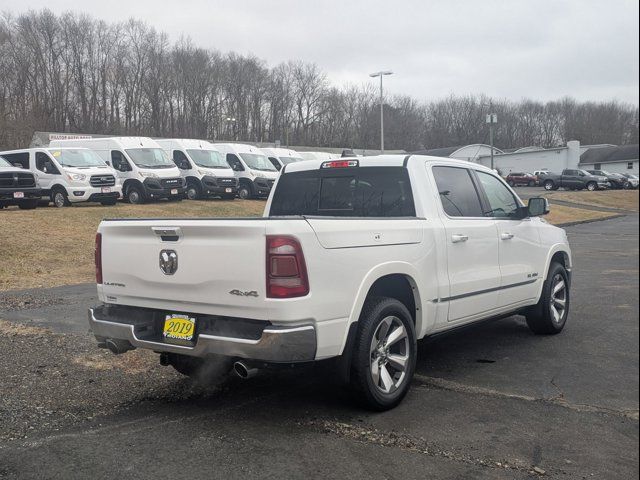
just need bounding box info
[579,144,639,175]
[416,140,638,176]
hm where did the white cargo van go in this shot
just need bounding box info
[299,151,339,162]
[156,139,238,200]
[214,143,279,199]
[50,137,185,204]
[261,147,303,171]
[0,147,121,207]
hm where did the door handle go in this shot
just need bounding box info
[451,234,469,243]
[501,232,515,240]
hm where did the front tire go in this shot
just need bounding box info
[350,297,416,411]
[586,182,597,191]
[18,199,38,210]
[238,183,253,200]
[544,180,555,191]
[126,185,145,204]
[52,188,70,208]
[525,262,570,335]
[185,182,201,200]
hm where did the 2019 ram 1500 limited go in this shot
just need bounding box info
[542,169,609,191]
[89,155,572,410]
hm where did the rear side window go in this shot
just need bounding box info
[432,166,483,217]
[0,152,29,169]
[270,167,415,217]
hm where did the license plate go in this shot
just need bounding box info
[225,188,232,193]
[163,314,196,343]
[171,188,178,195]
[13,192,24,199]
[101,187,111,193]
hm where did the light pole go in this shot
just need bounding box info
[225,117,237,141]
[485,112,498,171]
[369,70,393,154]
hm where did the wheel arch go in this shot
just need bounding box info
[336,265,422,384]
[122,178,144,194]
[535,245,572,301]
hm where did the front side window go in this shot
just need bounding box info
[47,149,106,168]
[476,171,521,218]
[226,154,244,171]
[173,150,191,169]
[270,166,415,217]
[239,153,277,171]
[187,149,228,169]
[0,157,12,168]
[268,157,282,171]
[35,152,60,174]
[125,148,174,169]
[111,151,131,171]
[432,166,483,217]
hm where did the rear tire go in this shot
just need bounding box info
[525,262,570,335]
[350,296,416,411]
[18,199,38,210]
[508,180,515,187]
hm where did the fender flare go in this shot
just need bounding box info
[535,244,572,299]
[122,178,144,195]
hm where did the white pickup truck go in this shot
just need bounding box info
[89,155,572,410]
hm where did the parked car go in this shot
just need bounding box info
[541,169,609,191]
[586,170,633,189]
[506,172,537,187]
[0,147,121,207]
[215,143,279,199]
[622,173,639,189]
[156,139,238,200]
[261,147,304,171]
[88,155,572,410]
[50,137,185,204]
[0,156,41,210]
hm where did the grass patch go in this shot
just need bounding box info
[0,197,621,292]
[545,204,618,225]
[0,199,265,291]
[545,189,639,212]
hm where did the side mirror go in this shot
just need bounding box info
[528,197,550,217]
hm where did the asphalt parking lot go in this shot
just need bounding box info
[0,214,638,479]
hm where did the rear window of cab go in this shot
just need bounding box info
[269,166,416,217]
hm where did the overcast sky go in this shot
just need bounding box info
[2,0,639,105]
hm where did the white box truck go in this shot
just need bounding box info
[156,139,238,200]
[50,137,185,204]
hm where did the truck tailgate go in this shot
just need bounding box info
[98,218,304,315]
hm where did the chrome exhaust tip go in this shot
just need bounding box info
[233,361,259,379]
[104,338,134,355]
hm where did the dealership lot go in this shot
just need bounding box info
[0,214,637,479]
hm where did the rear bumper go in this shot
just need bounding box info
[88,305,316,362]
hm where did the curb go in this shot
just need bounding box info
[557,213,627,228]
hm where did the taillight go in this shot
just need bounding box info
[95,233,103,284]
[266,236,309,298]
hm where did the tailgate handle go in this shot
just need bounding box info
[153,227,182,242]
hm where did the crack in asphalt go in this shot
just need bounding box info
[306,419,553,476]
[414,374,640,420]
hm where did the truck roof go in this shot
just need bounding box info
[261,147,301,158]
[50,136,162,149]
[282,154,496,174]
[214,143,267,155]
[155,139,220,151]
[0,146,94,155]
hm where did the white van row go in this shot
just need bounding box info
[0,138,339,207]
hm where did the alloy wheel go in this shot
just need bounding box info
[550,274,567,324]
[369,316,410,394]
[54,192,66,208]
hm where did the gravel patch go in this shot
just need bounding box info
[0,293,65,311]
